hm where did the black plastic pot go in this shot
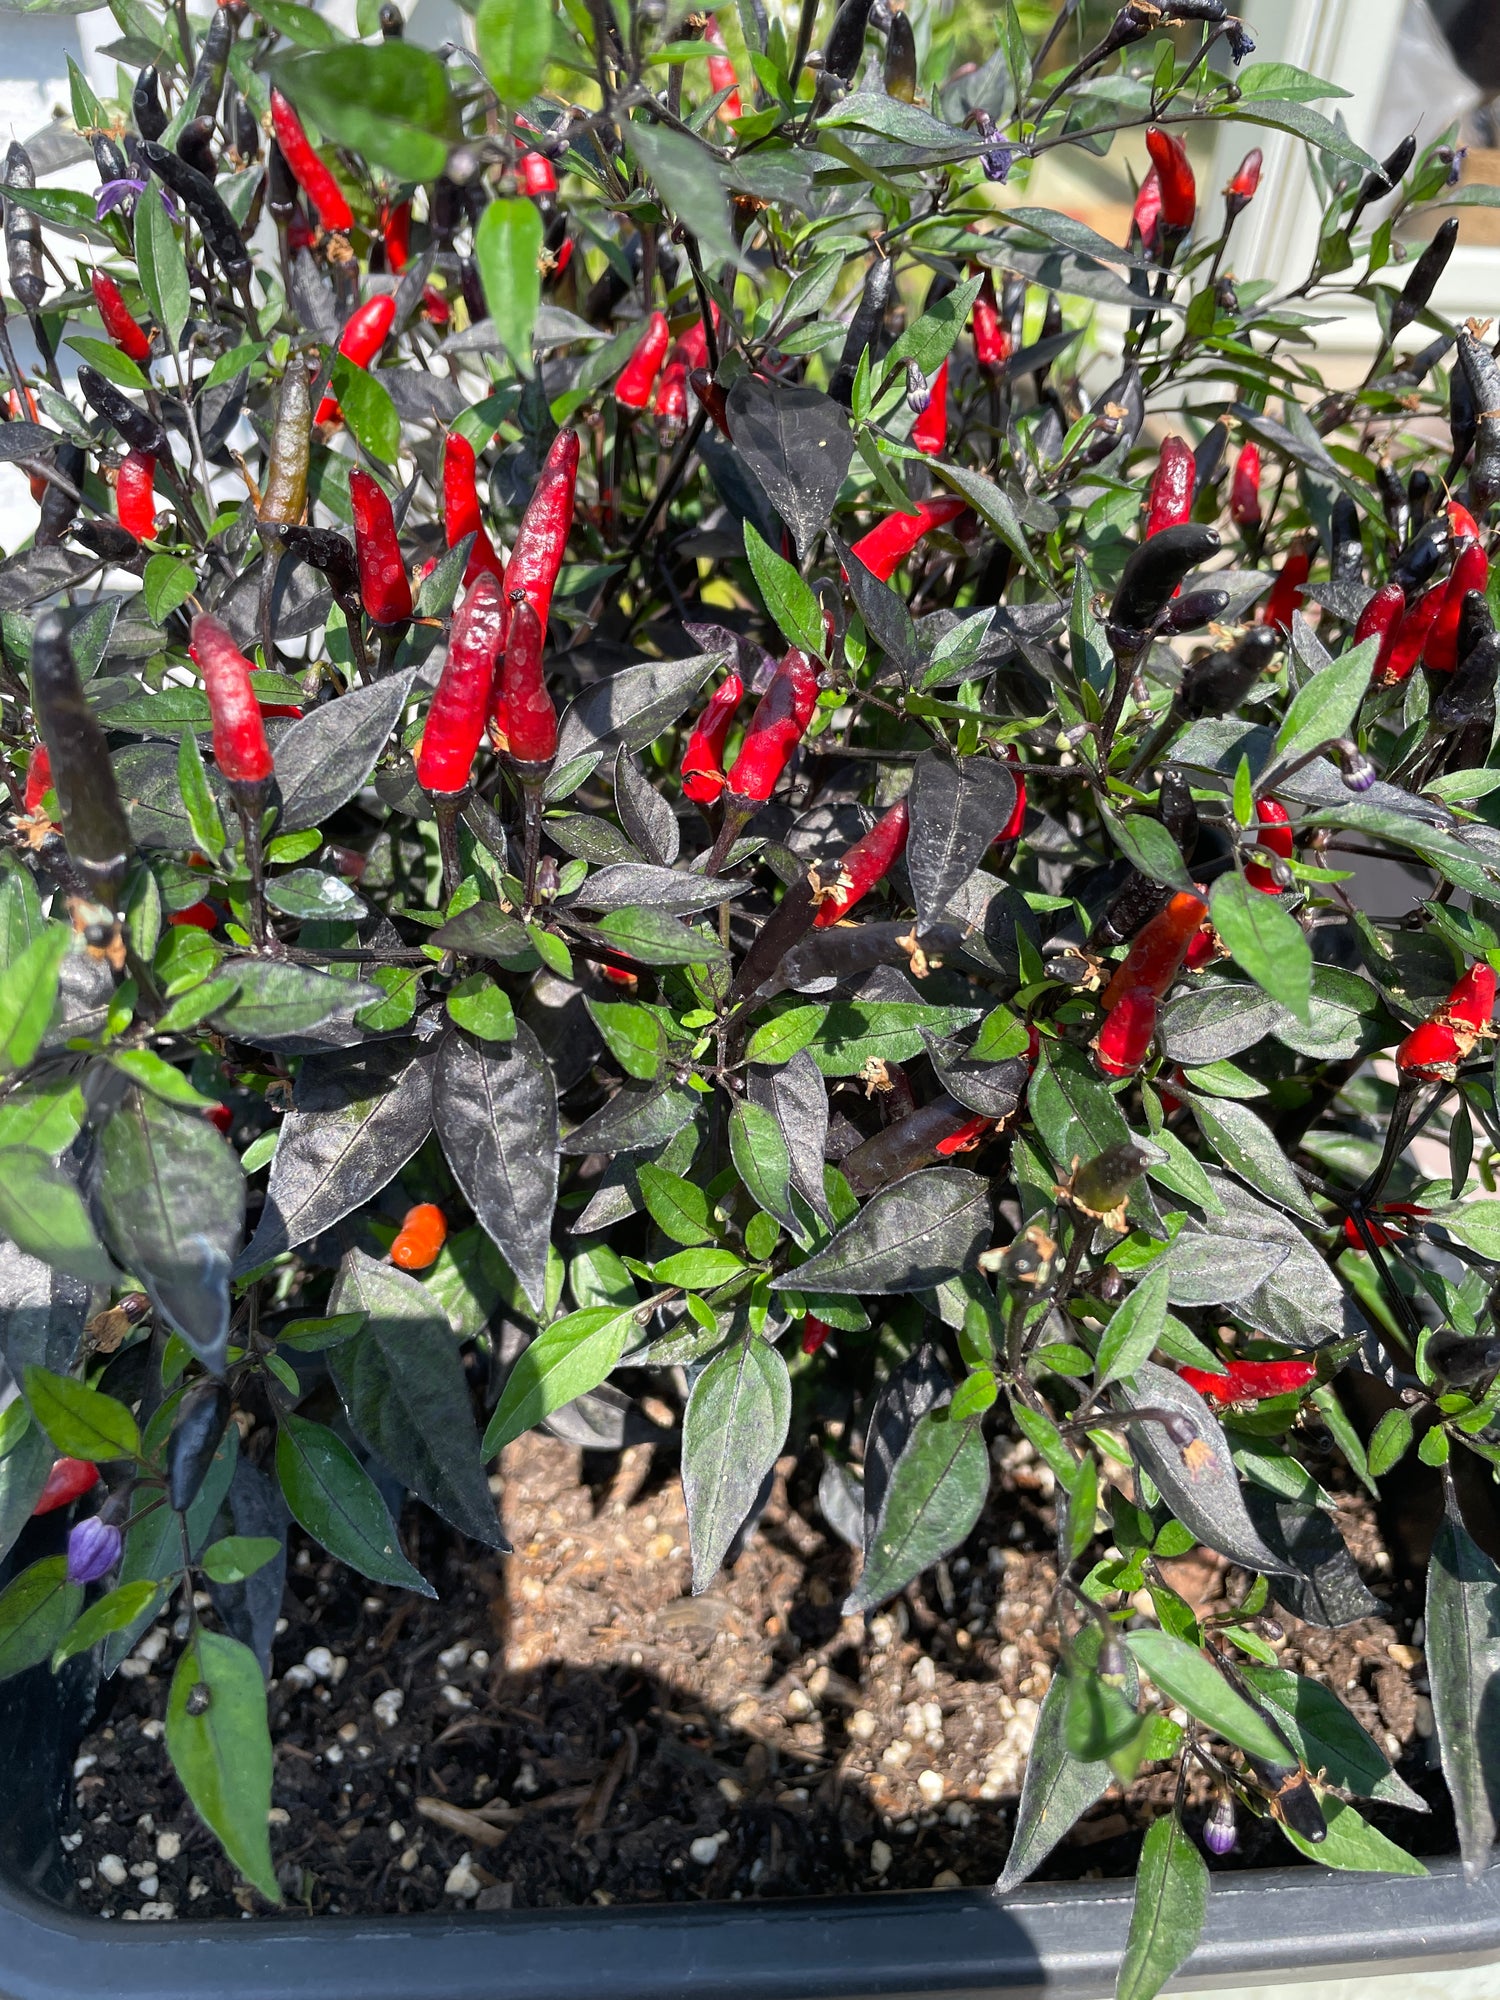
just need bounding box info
[3,1648,1499,2000]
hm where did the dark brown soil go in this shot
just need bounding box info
[66,1430,1448,1922]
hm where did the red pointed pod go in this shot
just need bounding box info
[993,745,1026,847]
[911,359,949,457]
[1397,1016,1463,1079]
[92,271,152,365]
[682,671,744,804]
[191,613,274,787]
[848,495,967,583]
[495,590,558,765]
[1092,985,1157,1078]
[315,293,397,423]
[32,1457,100,1516]
[704,13,742,119]
[1226,148,1263,207]
[415,572,506,796]
[676,304,720,373]
[1145,126,1195,232]
[1145,434,1195,537]
[1100,892,1209,1009]
[391,1202,447,1271]
[521,150,557,199]
[1448,499,1484,545]
[1424,540,1490,672]
[1229,441,1261,528]
[381,200,411,272]
[1132,166,1163,258]
[1445,961,1497,1035]
[1243,797,1292,893]
[970,268,1008,374]
[1179,1366,1234,1405]
[1375,582,1442,685]
[442,433,506,588]
[269,87,353,232]
[349,468,413,627]
[169,900,218,930]
[814,798,911,925]
[933,1112,992,1157]
[725,648,819,803]
[504,426,580,637]
[24,743,52,813]
[654,355,689,438]
[1354,580,1405,679]
[1261,545,1311,633]
[116,449,157,541]
[615,311,671,410]
[801,1314,830,1356]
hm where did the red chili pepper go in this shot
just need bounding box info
[1183,911,1221,972]
[1354,580,1405,679]
[933,1112,993,1156]
[970,268,1008,374]
[1133,167,1163,258]
[616,311,671,410]
[494,589,558,765]
[391,1202,446,1271]
[725,648,819,802]
[169,900,218,930]
[1229,441,1261,528]
[801,1313,829,1356]
[814,798,910,925]
[704,12,742,119]
[682,671,744,804]
[1445,961,1497,1034]
[1375,582,1442,685]
[1397,1016,1463,1079]
[23,743,51,813]
[690,368,732,438]
[1342,1202,1428,1250]
[287,208,316,254]
[1448,499,1483,545]
[1224,147,1263,213]
[1261,546,1311,633]
[1145,434,1195,537]
[848,495,967,584]
[1145,127,1195,233]
[269,88,352,233]
[1179,1357,1317,1406]
[1243,797,1292,894]
[677,304,720,373]
[994,746,1026,847]
[1100,892,1209,1009]
[91,271,151,365]
[654,355,689,438]
[380,200,411,272]
[190,613,274,788]
[1092,985,1157,1078]
[600,962,637,989]
[1424,540,1490,672]
[349,468,413,627]
[32,1457,100,1516]
[521,150,557,199]
[442,433,506,588]
[116,448,157,541]
[205,1102,233,1135]
[315,293,397,424]
[258,700,303,719]
[911,359,949,457]
[503,425,579,636]
[415,572,506,795]
[421,284,451,326]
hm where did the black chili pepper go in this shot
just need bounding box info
[1407,468,1434,526]
[379,1,404,32]
[1175,624,1276,720]
[34,442,86,548]
[1389,216,1458,342]
[30,610,133,905]
[1077,363,1145,468]
[431,174,464,248]
[72,519,142,564]
[1088,870,1169,952]
[91,131,129,186]
[1449,348,1479,483]
[188,3,232,123]
[1392,514,1451,591]
[822,0,876,81]
[1459,325,1500,514]
[828,253,893,407]
[227,82,259,165]
[1329,495,1363,587]
[132,65,167,142]
[177,117,217,182]
[1192,420,1227,495]
[1110,522,1221,634]
[3,144,44,310]
[265,138,298,221]
[1157,586,1230,635]
[1390,329,1453,387]
[77,364,167,458]
[1350,133,1415,228]
[166,1380,231,1509]
[1457,585,1496,665]
[1428,1328,1500,1386]
[1430,627,1500,736]
[140,141,250,286]
[842,1096,983,1197]
[280,521,359,603]
[1376,458,1409,543]
[883,8,917,100]
[1157,765,1198,855]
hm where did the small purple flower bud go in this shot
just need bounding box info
[1333,739,1377,791]
[1164,1414,1197,1448]
[1226,22,1254,62]
[66,1515,122,1586]
[1204,1796,1238,1856]
[905,360,931,415]
[1441,146,1467,189]
[982,144,1014,185]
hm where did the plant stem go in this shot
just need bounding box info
[434,794,464,907]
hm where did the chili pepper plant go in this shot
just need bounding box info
[0,0,1498,1984]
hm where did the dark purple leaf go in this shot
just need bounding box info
[553,650,723,771]
[560,1081,700,1157]
[845,1404,987,1613]
[433,1024,558,1317]
[906,750,1018,932]
[748,1049,831,1224]
[724,374,855,558]
[773,1166,990,1296]
[682,1334,791,1592]
[273,668,420,834]
[1240,1484,1385,1628]
[614,747,678,867]
[1427,1491,1500,1879]
[861,1341,951,1545]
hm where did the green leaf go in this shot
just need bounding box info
[729,1100,798,1234]
[199,1535,283,1585]
[1274,637,1376,762]
[0,1078,85,1156]
[277,1312,366,1352]
[1224,99,1380,176]
[586,997,665,1080]
[1117,1813,1208,2000]
[1240,1664,1429,1814]
[805,999,982,1075]
[66,336,150,394]
[1279,1795,1426,1874]
[682,1336,791,1592]
[1368,1406,1414,1477]
[177,729,226,863]
[166,1630,280,1901]
[1208,872,1312,1024]
[744,1005,823,1065]
[0,1150,111,1281]
[1427,1497,1500,1878]
[742,520,825,656]
[329,353,400,463]
[654,1248,745,1289]
[475,0,552,99]
[275,1413,433,1595]
[142,552,197,625]
[1182,1090,1323,1224]
[107,1048,216,1109]
[1095,1262,1169,1389]
[0,1558,83,1682]
[637,1165,717,1246]
[445,973,516,1041]
[269,45,452,179]
[1126,1629,1293,1766]
[845,1407,988,1613]
[475,197,543,379]
[626,121,739,275]
[482,1306,635,1455]
[134,182,190,354]
[23,1365,140,1462]
[0,926,67,1070]
[52,1579,167,1668]
[253,0,346,45]
[589,907,727,966]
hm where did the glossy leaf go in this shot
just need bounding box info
[905,750,1018,932]
[774,1167,990,1296]
[1427,1493,1500,1879]
[433,1024,558,1315]
[682,1335,791,1592]
[0,1557,83,1681]
[844,1404,987,1613]
[482,1306,635,1455]
[166,1629,280,1901]
[1117,1813,1207,2000]
[275,1412,433,1596]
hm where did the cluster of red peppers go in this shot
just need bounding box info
[1354,504,1490,685]
[1092,889,1209,1079]
[1397,960,1496,1082]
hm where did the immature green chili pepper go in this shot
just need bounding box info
[1070,1139,1153,1217]
[813,797,911,925]
[350,468,412,627]
[1144,434,1194,537]
[1109,522,1220,635]
[4,144,45,309]
[883,8,917,100]
[682,671,744,804]
[828,253,893,408]
[415,573,506,795]
[442,434,505,587]
[132,65,167,141]
[30,609,132,904]
[190,614,274,790]
[140,142,250,286]
[77,365,167,459]
[258,359,311,530]
[91,272,152,365]
[187,3,232,123]
[822,0,875,81]
[269,87,353,233]
[494,589,557,766]
[503,425,580,636]
[166,1381,231,1510]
